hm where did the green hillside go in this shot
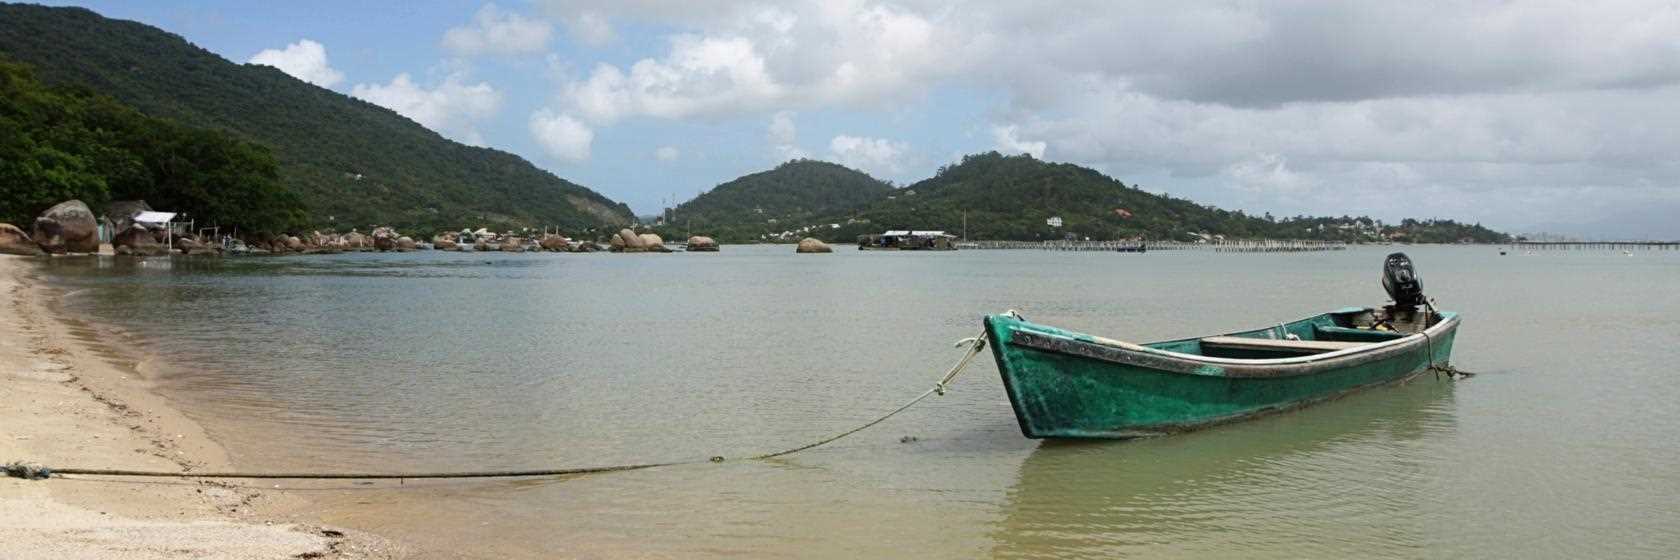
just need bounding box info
[828,152,1245,241]
[0,59,302,232]
[658,151,1509,244]
[0,3,632,234]
[819,152,1507,243]
[660,159,893,242]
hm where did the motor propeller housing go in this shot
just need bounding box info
[1382,252,1425,308]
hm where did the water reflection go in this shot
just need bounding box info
[992,379,1457,559]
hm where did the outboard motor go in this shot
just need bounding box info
[1381,252,1424,308]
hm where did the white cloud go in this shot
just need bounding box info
[565,11,616,47]
[531,1,1680,234]
[566,35,784,123]
[768,111,806,159]
[828,135,908,177]
[530,110,594,161]
[1224,153,1309,195]
[247,39,343,88]
[443,3,553,56]
[991,125,1046,159]
[768,111,798,145]
[654,146,680,161]
[544,2,974,123]
[351,73,502,145]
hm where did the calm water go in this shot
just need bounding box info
[37,245,1680,558]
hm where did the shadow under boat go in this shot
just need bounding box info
[986,376,1458,558]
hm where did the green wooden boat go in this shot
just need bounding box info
[984,253,1458,439]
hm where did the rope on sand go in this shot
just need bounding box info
[4,332,989,482]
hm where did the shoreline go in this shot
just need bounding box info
[0,255,397,559]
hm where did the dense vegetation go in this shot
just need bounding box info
[660,152,1510,244]
[823,152,1264,242]
[0,4,633,235]
[652,160,892,241]
[0,59,304,233]
[1380,218,1508,244]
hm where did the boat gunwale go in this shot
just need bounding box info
[993,311,1459,379]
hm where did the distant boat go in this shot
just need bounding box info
[857,230,957,251]
[984,252,1458,439]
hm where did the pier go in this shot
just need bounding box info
[1512,241,1679,251]
[957,239,1347,252]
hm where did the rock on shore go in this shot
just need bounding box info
[796,238,833,253]
[371,227,398,251]
[0,223,44,256]
[111,225,169,256]
[344,231,369,251]
[609,228,644,252]
[638,233,672,253]
[174,236,221,256]
[498,237,527,253]
[686,236,719,252]
[32,200,99,254]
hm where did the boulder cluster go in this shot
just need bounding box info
[436,231,592,253]
[0,200,231,257]
[0,200,740,260]
[246,227,421,255]
[608,228,672,253]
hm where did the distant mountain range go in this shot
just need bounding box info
[652,153,1510,244]
[0,3,632,233]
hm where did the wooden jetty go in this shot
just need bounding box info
[1511,241,1679,251]
[958,239,1346,253]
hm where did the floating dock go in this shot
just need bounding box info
[1512,241,1679,251]
[958,240,1346,252]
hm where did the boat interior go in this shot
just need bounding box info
[1146,307,1440,360]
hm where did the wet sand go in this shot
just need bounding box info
[0,255,399,559]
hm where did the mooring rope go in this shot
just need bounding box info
[1420,327,1472,379]
[750,333,986,460]
[5,331,990,482]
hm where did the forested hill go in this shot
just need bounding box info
[0,3,633,233]
[662,151,1509,244]
[1,59,303,233]
[821,152,1507,243]
[828,151,1260,241]
[664,160,893,241]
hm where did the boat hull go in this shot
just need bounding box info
[984,311,1458,439]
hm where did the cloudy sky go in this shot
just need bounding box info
[47,1,1680,238]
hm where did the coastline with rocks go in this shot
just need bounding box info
[2,199,734,259]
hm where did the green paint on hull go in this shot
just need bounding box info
[985,310,1459,439]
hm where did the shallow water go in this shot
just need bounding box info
[38,245,1680,558]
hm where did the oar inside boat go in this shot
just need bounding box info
[984,252,1459,439]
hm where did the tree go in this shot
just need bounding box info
[0,57,306,233]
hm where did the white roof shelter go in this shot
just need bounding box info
[132,211,180,252]
[132,211,177,224]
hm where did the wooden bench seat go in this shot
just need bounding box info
[1200,336,1371,354]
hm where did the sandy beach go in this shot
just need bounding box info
[0,255,398,559]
